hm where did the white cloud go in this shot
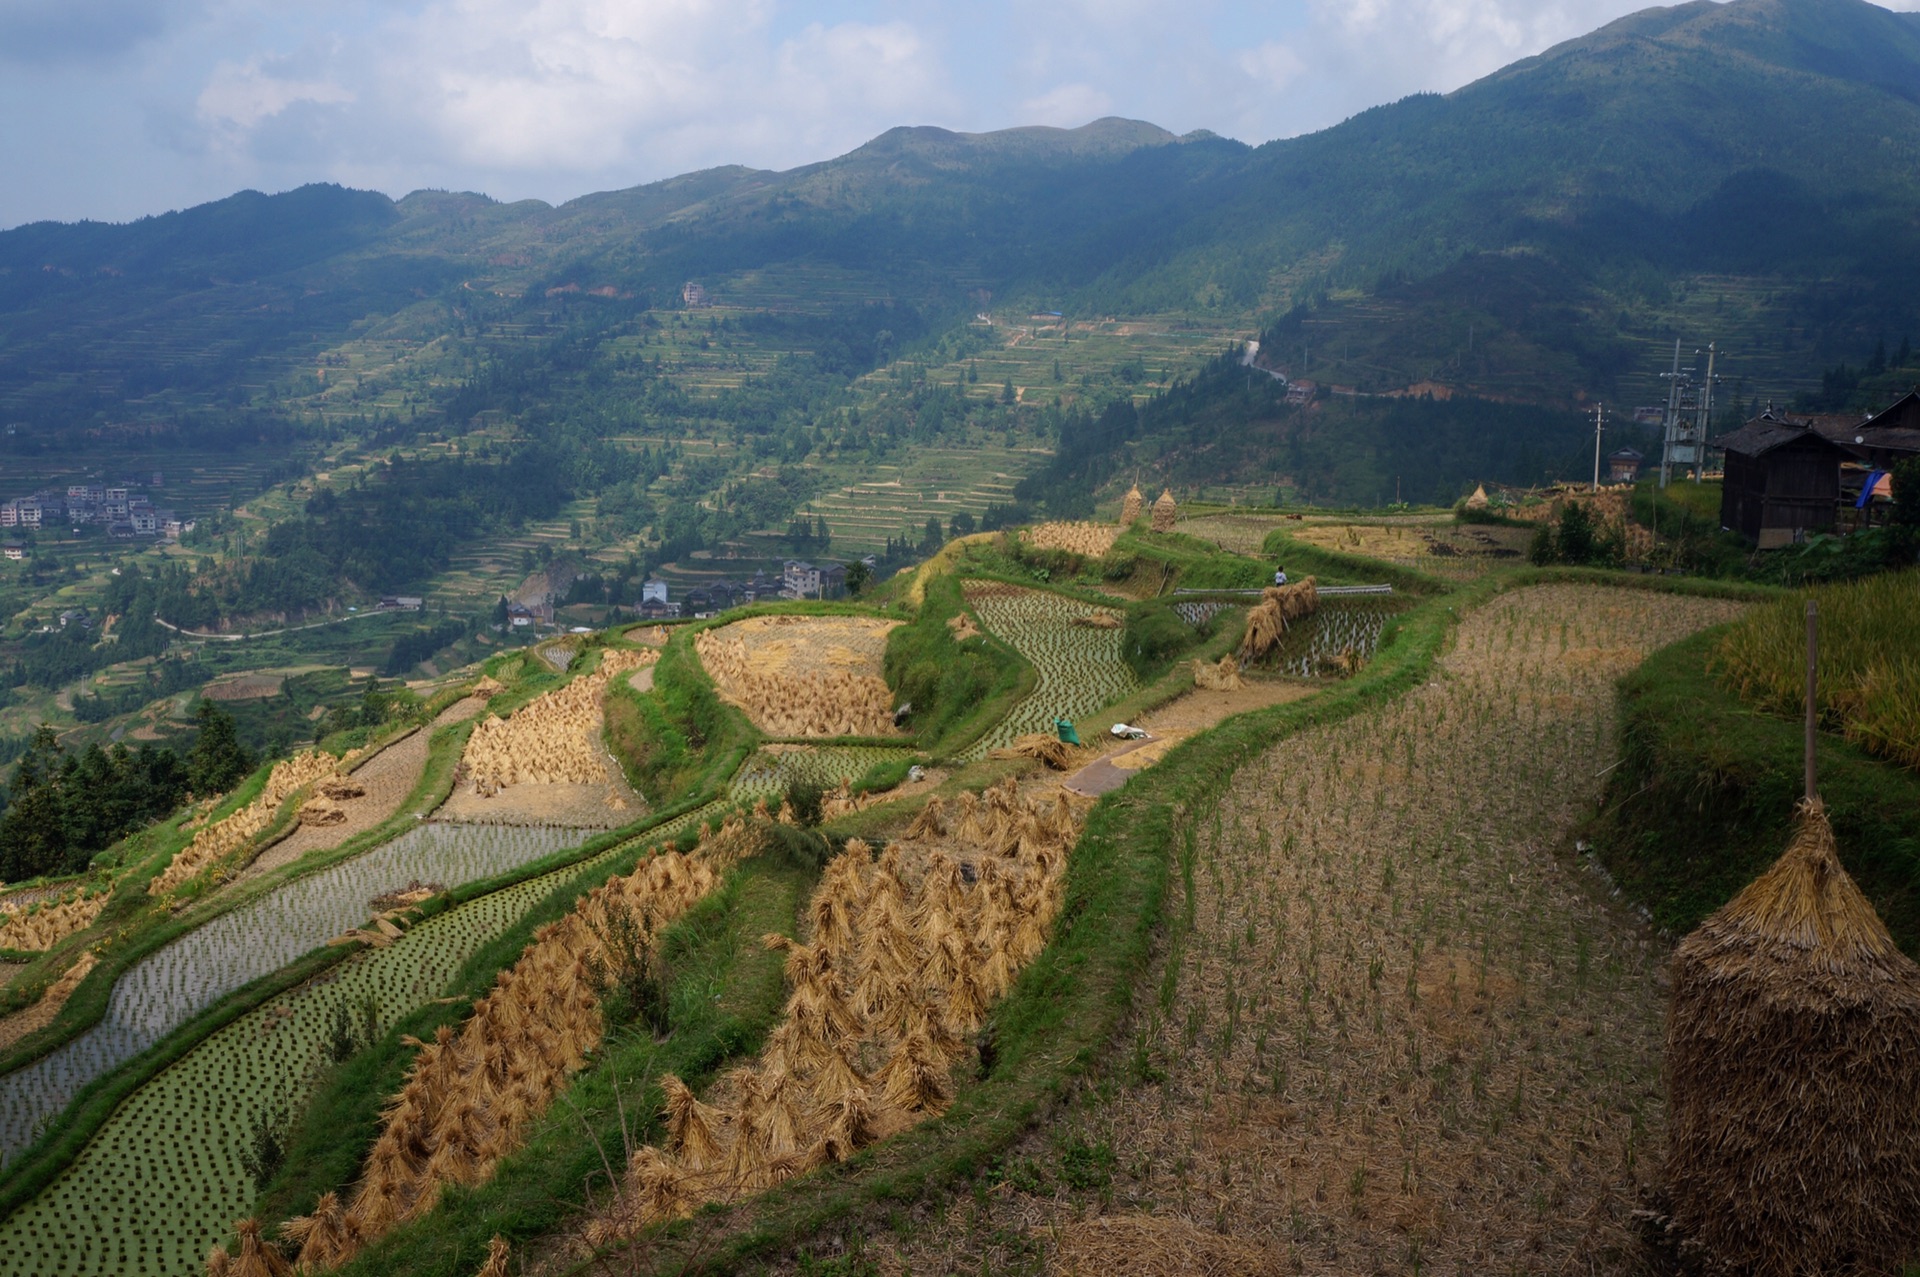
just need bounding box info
[178,0,954,193]
[1020,82,1114,127]
[1238,40,1306,92]
[196,56,353,152]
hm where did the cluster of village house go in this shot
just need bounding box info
[1708,389,1920,548]
[504,558,864,629]
[0,477,194,549]
[1562,390,1920,551]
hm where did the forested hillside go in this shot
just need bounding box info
[0,0,1916,741]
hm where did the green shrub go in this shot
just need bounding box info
[882,574,1028,754]
[1120,603,1204,681]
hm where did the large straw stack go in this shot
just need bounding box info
[1150,489,1177,532]
[1119,485,1144,525]
[591,786,1087,1240]
[462,649,649,795]
[1666,801,1920,1275]
[152,749,343,895]
[274,817,743,1273]
[1237,577,1319,664]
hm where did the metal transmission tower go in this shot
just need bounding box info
[1658,339,1720,487]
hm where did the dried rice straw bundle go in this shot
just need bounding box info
[1119,484,1144,525]
[812,1084,879,1163]
[989,733,1076,770]
[904,796,947,840]
[660,1074,727,1171]
[279,1192,357,1271]
[473,1236,512,1277]
[1192,654,1242,691]
[1666,800,1920,1275]
[229,1219,294,1277]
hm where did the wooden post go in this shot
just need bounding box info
[1805,599,1819,803]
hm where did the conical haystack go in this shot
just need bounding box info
[1465,483,1489,510]
[282,1191,358,1270]
[1666,801,1920,1275]
[229,1219,294,1277]
[1119,484,1144,525]
[1150,489,1177,532]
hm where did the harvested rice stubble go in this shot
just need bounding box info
[861,585,1747,1276]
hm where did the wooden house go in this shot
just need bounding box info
[1717,415,1857,548]
[1606,447,1645,483]
[1849,389,1920,470]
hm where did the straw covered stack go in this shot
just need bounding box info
[1119,485,1144,526]
[1237,577,1319,665]
[152,749,344,895]
[462,648,650,795]
[1150,489,1177,532]
[272,816,746,1272]
[1666,800,1920,1275]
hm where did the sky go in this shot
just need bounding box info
[2,0,1915,231]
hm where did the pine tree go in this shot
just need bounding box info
[187,702,254,797]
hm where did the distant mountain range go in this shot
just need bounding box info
[3,0,1919,453]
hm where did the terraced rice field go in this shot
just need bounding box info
[0,802,728,1277]
[874,585,1749,1275]
[1285,521,1532,581]
[805,445,1036,555]
[960,584,1138,760]
[0,825,586,1162]
[728,745,918,803]
[1259,597,1409,678]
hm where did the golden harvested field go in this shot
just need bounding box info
[696,615,902,738]
[441,651,649,827]
[149,749,344,896]
[0,890,107,952]
[1026,522,1121,557]
[860,585,1746,1276]
[577,781,1088,1252]
[1283,522,1532,579]
[0,953,98,1053]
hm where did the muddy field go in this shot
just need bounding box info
[241,697,487,880]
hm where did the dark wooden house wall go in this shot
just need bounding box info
[1719,437,1843,545]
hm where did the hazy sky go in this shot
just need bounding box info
[2,0,1915,230]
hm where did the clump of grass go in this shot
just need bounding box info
[1713,571,1920,771]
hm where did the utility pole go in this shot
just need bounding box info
[1591,402,1606,492]
[1694,342,1718,484]
[1658,339,1717,487]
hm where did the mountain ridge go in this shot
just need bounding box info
[2,0,1918,432]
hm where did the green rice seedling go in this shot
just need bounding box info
[0,824,586,1163]
[957,584,1138,759]
[0,804,722,1277]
